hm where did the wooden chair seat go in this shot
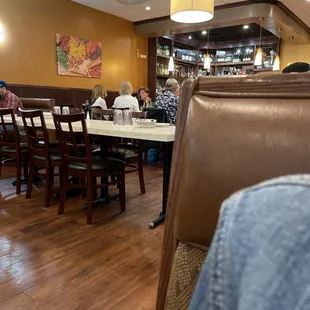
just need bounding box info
[68,157,124,172]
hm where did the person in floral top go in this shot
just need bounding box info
[0,80,23,115]
[155,78,180,125]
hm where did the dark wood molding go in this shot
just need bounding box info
[8,84,119,109]
[134,0,310,37]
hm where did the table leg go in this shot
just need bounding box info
[149,141,173,229]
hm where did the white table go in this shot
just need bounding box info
[14,115,175,228]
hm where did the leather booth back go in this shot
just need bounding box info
[20,98,55,112]
[157,73,310,310]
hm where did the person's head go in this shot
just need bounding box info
[91,85,107,103]
[282,62,310,73]
[120,81,133,96]
[138,86,150,101]
[0,80,7,100]
[165,78,180,97]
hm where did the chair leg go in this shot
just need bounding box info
[119,172,126,212]
[138,152,146,194]
[50,167,54,185]
[59,166,68,215]
[23,157,29,182]
[44,165,52,208]
[26,163,34,199]
[87,177,93,225]
[16,158,21,195]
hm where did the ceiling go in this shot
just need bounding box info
[71,0,310,27]
[184,23,273,42]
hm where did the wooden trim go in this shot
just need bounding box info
[134,0,310,36]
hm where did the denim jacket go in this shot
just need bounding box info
[190,175,310,310]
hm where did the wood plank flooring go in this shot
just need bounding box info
[0,165,164,310]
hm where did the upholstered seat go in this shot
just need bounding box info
[107,147,137,160]
[2,143,28,153]
[68,157,124,172]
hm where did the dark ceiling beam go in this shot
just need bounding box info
[134,1,310,45]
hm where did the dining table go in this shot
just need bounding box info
[12,113,175,229]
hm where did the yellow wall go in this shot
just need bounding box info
[281,41,310,70]
[0,0,148,91]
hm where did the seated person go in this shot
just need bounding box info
[0,80,23,114]
[282,62,310,73]
[91,84,108,110]
[155,78,180,125]
[138,86,153,108]
[190,174,310,310]
[113,81,140,112]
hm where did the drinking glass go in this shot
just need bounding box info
[113,110,124,127]
[123,110,133,126]
[54,106,61,114]
[62,106,70,115]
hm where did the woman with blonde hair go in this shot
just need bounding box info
[113,81,140,112]
[91,84,108,110]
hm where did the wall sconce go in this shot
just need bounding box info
[0,24,4,43]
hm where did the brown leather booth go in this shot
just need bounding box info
[157,73,310,310]
[20,98,55,112]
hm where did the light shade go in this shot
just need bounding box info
[254,48,262,66]
[171,0,214,23]
[273,55,280,71]
[168,56,174,72]
[204,54,211,70]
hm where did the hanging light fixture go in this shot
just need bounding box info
[170,0,214,24]
[273,29,281,71]
[168,56,175,72]
[204,28,211,70]
[254,18,263,66]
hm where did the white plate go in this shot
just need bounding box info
[156,123,170,127]
[136,122,156,128]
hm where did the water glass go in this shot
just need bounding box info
[54,106,61,114]
[62,106,70,115]
[113,110,124,127]
[123,110,133,126]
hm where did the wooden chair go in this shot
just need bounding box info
[20,109,63,208]
[91,108,147,194]
[52,112,126,225]
[0,108,28,194]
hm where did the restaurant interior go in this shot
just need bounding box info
[1,0,310,309]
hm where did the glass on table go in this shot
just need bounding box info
[62,106,70,115]
[123,110,133,126]
[54,106,61,114]
[113,110,124,127]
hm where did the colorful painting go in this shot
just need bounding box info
[56,34,102,78]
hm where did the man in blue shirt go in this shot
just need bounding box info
[155,78,180,125]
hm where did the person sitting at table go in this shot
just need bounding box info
[0,80,23,115]
[113,81,140,112]
[138,86,153,108]
[91,84,108,110]
[155,78,180,125]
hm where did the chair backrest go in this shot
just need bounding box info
[52,113,91,166]
[0,108,20,150]
[20,109,50,158]
[157,73,310,310]
[132,111,147,119]
[142,108,167,123]
[91,108,113,120]
[20,98,55,112]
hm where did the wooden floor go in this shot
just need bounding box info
[0,165,164,310]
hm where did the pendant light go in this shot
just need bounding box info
[204,29,211,70]
[168,56,175,72]
[171,0,214,24]
[254,18,263,66]
[273,30,281,71]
